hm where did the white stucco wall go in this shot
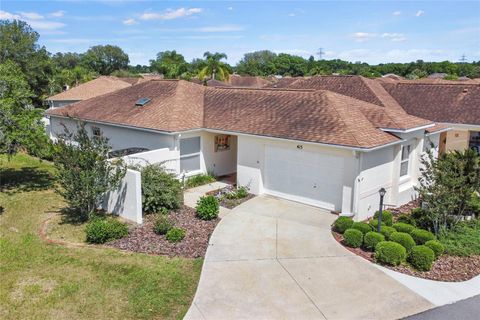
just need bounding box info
[202,132,237,176]
[120,148,180,173]
[49,116,175,152]
[102,169,142,224]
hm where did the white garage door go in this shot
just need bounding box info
[264,145,345,210]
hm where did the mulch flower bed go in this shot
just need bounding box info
[206,186,255,209]
[332,230,480,282]
[108,206,219,258]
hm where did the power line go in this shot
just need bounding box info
[317,48,325,60]
[460,54,467,63]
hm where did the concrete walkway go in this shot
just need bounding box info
[183,181,232,218]
[185,196,433,320]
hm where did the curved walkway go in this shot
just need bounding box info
[185,196,433,320]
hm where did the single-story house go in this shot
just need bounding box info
[380,80,480,154]
[46,76,144,108]
[45,78,444,221]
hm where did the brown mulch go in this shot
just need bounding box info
[108,206,219,258]
[390,199,420,216]
[332,230,480,282]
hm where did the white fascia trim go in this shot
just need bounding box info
[196,128,406,153]
[425,127,452,136]
[380,123,435,134]
[439,122,480,131]
[48,114,179,135]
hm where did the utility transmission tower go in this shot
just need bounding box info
[460,54,467,63]
[317,48,325,60]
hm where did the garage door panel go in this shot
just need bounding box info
[264,145,344,210]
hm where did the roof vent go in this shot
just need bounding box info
[135,97,150,106]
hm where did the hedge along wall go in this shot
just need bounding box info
[102,168,143,224]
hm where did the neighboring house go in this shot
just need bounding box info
[46,79,443,221]
[380,80,480,154]
[45,76,143,108]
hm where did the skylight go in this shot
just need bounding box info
[135,97,151,106]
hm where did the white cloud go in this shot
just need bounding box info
[227,7,233,11]
[336,48,449,64]
[19,12,44,20]
[140,8,202,21]
[123,18,137,26]
[415,10,425,17]
[0,10,65,30]
[288,9,305,17]
[381,33,407,42]
[393,11,402,16]
[273,49,313,56]
[351,32,377,42]
[0,10,20,20]
[50,10,65,18]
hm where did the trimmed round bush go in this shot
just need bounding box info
[393,222,415,234]
[375,241,407,266]
[410,228,435,245]
[425,240,445,259]
[85,217,128,244]
[409,245,435,271]
[379,226,397,240]
[165,227,186,243]
[390,232,416,253]
[333,216,354,234]
[363,231,385,251]
[373,210,393,226]
[343,228,363,248]
[351,222,372,235]
[153,215,173,235]
[196,195,219,220]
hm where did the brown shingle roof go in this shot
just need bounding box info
[46,80,205,132]
[47,76,134,101]
[227,75,272,88]
[46,79,433,149]
[381,82,480,126]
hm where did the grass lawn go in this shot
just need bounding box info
[439,219,480,256]
[0,154,202,320]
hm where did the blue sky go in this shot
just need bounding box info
[1,1,479,65]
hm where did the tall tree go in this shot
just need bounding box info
[0,20,54,105]
[0,60,49,156]
[198,52,230,81]
[150,50,188,79]
[236,50,277,76]
[82,45,129,75]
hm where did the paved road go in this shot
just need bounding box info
[185,196,432,320]
[405,295,480,320]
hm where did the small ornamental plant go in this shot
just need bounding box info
[410,229,436,245]
[153,215,174,235]
[333,216,354,234]
[390,232,416,253]
[393,222,415,234]
[85,217,128,244]
[424,240,445,259]
[351,222,372,235]
[378,226,397,240]
[373,210,393,226]
[196,195,220,220]
[375,241,407,266]
[165,227,186,243]
[363,231,385,251]
[409,245,435,271]
[343,228,363,248]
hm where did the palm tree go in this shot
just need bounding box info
[198,52,230,81]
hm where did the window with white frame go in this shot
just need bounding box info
[400,144,411,177]
[180,137,201,173]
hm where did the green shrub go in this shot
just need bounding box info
[363,231,385,251]
[425,240,445,258]
[225,186,249,200]
[373,210,393,226]
[410,229,435,245]
[196,195,219,220]
[343,229,363,248]
[153,215,174,235]
[85,217,128,244]
[409,245,435,271]
[351,222,372,235]
[393,222,415,234]
[185,173,216,188]
[411,208,433,230]
[375,241,407,266]
[390,232,416,253]
[379,226,397,240]
[396,213,416,226]
[158,207,169,215]
[333,216,353,234]
[141,164,183,214]
[165,227,185,243]
[439,219,480,256]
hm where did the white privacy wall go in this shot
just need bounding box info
[48,117,175,151]
[102,169,142,224]
[121,148,180,173]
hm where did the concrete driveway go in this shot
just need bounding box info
[185,196,433,320]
